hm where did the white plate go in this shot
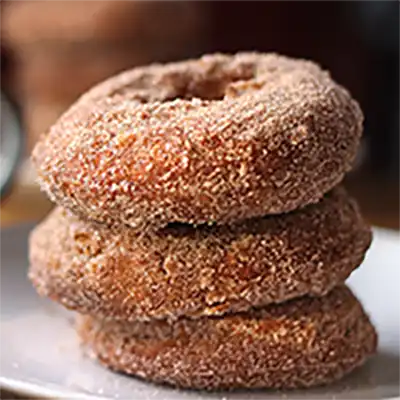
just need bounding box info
[1,224,399,400]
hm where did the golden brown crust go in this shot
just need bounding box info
[32,52,363,232]
[29,187,372,321]
[77,286,377,389]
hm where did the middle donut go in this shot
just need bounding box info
[29,187,371,321]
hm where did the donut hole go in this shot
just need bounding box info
[154,65,257,102]
[174,76,258,101]
[119,66,258,103]
[182,79,238,100]
[189,81,225,100]
[128,83,227,103]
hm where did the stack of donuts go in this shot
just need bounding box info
[1,0,204,151]
[29,53,377,390]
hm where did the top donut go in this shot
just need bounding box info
[32,53,363,231]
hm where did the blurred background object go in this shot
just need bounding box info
[0,1,398,229]
[0,93,23,199]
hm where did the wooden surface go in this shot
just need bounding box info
[1,184,53,228]
[344,173,399,231]
[0,171,398,400]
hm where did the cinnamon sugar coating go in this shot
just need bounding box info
[77,286,377,389]
[29,187,371,321]
[32,53,363,231]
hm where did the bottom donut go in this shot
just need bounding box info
[76,286,377,390]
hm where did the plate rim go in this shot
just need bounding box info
[0,377,104,400]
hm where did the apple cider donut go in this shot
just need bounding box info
[32,52,363,231]
[77,286,377,389]
[29,187,372,321]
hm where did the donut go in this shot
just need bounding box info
[32,52,363,231]
[29,187,372,321]
[77,286,377,389]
